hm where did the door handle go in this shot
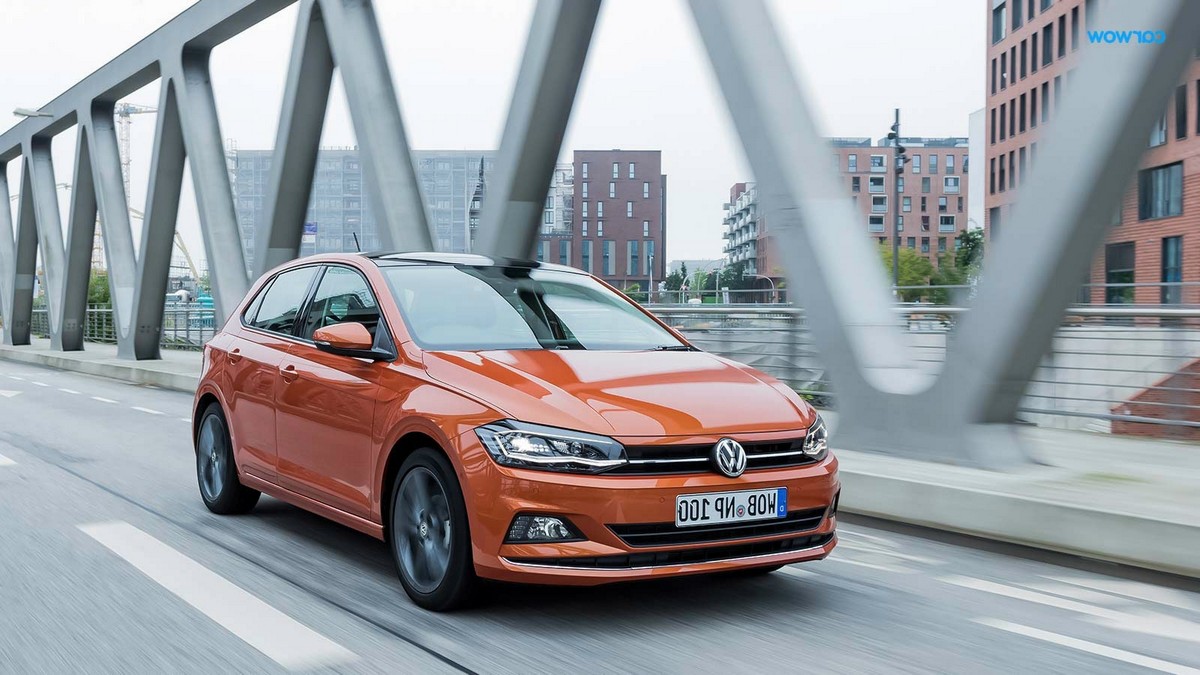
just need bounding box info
[280,364,299,383]
[227,348,243,364]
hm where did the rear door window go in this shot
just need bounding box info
[246,266,319,335]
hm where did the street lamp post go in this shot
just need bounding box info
[13,107,53,119]
[647,253,654,304]
[887,108,908,295]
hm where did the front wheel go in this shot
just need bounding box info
[195,403,260,515]
[389,449,476,611]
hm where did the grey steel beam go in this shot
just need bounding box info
[25,138,68,349]
[254,0,335,278]
[171,51,249,322]
[87,102,140,350]
[60,128,98,351]
[8,161,41,345]
[0,161,14,342]
[129,79,188,360]
[318,0,431,252]
[935,0,1200,428]
[476,0,601,260]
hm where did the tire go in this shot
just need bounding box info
[389,448,477,611]
[195,403,260,515]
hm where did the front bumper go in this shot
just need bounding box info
[455,432,840,586]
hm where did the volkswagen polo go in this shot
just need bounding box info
[193,252,839,610]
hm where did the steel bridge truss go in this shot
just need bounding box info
[1,0,1196,466]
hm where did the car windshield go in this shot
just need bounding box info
[381,264,688,351]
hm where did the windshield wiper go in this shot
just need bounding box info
[651,344,697,351]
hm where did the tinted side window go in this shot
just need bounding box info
[300,266,382,340]
[248,266,318,334]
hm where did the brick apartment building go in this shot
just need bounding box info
[986,0,1195,305]
[541,150,666,291]
[725,137,969,288]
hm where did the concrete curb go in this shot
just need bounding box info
[0,347,199,393]
[838,466,1200,579]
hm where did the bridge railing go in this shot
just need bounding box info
[31,304,216,350]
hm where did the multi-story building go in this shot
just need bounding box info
[724,136,969,288]
[413,150,497,254]
[534,162,575,263]
[544,150,667,291]
[986,0,1196,305]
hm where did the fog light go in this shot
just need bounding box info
[828,491,840,518]
[505,515,584,543]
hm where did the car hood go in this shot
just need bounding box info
[421,349,814,437]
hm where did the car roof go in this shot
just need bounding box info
[363,251,583,274]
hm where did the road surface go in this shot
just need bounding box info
[1,359,1198,674]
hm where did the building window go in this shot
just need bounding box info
[1176,85,1188,140]
[921,215,930,231]
[609,182,616,198]
[907,237,916,249]
[937,196,947,212]
[1030,88,1038,129]
[1057,15,1066,56]
[1085,0,1096,28]
[989,206,1002,239]
[897,176,905,192]
[582,220,588,237]
[852,176,861,192]
[1105,242,1136,304]
[643,181,650,198]
[1027,0,1034,20]
[582,201,588,217]
[1138,162,1183,220]
[903,196,912,212]
[1010,97,1016,137]
[938,237,947,253]
[544,210,554,225]
[612,162,619,179]
[868,215,886,233]
[921,237,930,254]
[939,215,956,233]
[1009,151,1016,190]
[1071,6,1079,50]
[999,156,1006,192]
[559,239,570,266]
[922,177,931,194]
[1019,93,1027,132]
[944,176,961,193]
[990,158,996,194]
[868,176,886,193]
[581,162,588,178]
[946,155,955,174]
[582,182,589,198]
[929,154,939,175]
[991,58,997,95]
[1012,0,1022,29]
[898,215,905,231]
[628,162,635,179]
[990,108,997,144]
[1042,81,1050,122]
[643,220,650,237]
[603,240,614,276]
[626,201,633,217]
[1000,52,1008,90]
[870,154,887,172]
[921,196,928,212]
[1041,0,1051,10]
[1042,24,1053,66]
[1031,32,1039,73]
[912,154,921,174]
[963,155,969,173]
[957,196,964,212]
[536,241,546,262]
[992,2,1006,44]
[1196,81,1200,135]
[582,240,592,272]
[871,195,888,213]
[1000,104,1007,141]
[1162,236,1183,304]
[645,241,655,277]
[848,154,858,172]
[1149,115,1168,148]
[1019,147,1027,186]
[628,240,639,276]
[1020,40,1027,79]
[598,221,604,236]
[597,201,604,217]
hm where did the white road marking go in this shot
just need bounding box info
[943,576,1200,644]
[0,390,20,398]
[1047,575,1200,613]
[179,417,192,423]
[92,396,118,404]
[6,375,24,381]
[836,528,897,546]
[779,566,818,580]
[79,521,356,671]
[975,619,1200,675]
[31,381,48,387]
[58,388,81,395]
[837,540,940,564]
[828,557,909,574]
[131,406,164,416]
[1020,581,1128,606]
[0,454,15,467]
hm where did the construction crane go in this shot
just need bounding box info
[126,206,201,281]
[91,102,158,270]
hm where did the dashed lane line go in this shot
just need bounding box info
[0,454,15,467]
[92,397,118,404]
[79,521,357,671]
[974,619,1200,675]
[58,388,81,395]
[131,406,165,416]
[31,381,48,387]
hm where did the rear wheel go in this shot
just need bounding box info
[195,403,260,515]
[389,449,476,611]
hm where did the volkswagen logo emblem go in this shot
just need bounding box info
[712,438,747,478]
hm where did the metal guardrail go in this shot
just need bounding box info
[30,304,216,351]
[652,304,1200,440]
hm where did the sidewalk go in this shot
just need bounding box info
[3,339,1197,577]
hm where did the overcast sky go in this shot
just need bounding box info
[1,0,984,265]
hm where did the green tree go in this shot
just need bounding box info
[955,227,985,271]
[927,229,985,305]
[879,243,933,302]
[88,272,111,307]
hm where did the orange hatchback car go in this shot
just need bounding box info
[193,252,839,610]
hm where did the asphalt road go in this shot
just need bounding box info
[1,359,1199,674]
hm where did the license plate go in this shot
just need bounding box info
[675,487,787,527]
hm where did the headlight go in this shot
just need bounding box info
[475,420,627,473]
[803,414,828,459]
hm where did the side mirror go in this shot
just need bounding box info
[312,322,391,361]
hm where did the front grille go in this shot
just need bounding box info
[607,437,814,475]
[609,507,827,547]
[507,532,834,569]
